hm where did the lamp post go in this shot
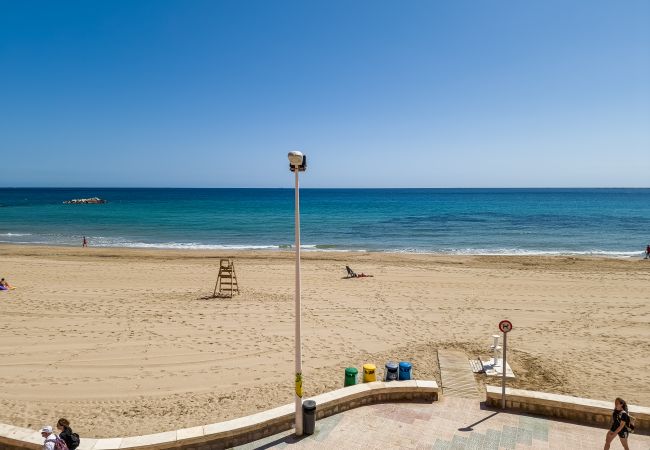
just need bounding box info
[288,151,307,435]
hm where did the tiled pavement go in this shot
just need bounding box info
[234,397,650,449]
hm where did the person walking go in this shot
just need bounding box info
[57,418,80,450]
[82,236,88,248]
[604,397,631,450]
[40,426,58,450]
[645,244,650,259]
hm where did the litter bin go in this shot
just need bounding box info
[385,361,398,381]
[344,367,358,387]
[399,361,412,380]
[302,400,317,435]
[362,363,376,382]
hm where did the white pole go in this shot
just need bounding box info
[501,331,507,409]
[294,169,303,436]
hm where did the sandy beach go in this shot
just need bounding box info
[0,244,648,437]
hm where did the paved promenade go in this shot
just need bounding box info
[236,397,650,450]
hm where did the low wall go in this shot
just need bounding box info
[486,386,650,433]
[0,380,439,450]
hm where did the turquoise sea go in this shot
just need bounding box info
[0,188,648,257]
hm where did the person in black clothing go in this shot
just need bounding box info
[604,397,630,450]
[57,418,80,450]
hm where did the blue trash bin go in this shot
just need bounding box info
[398,361,412,380]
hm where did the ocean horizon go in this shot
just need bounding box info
[1,187,648,257]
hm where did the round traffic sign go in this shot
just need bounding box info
[499,320,513,333]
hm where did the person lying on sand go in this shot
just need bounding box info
[345,266,373,278]
[0,278,15,290]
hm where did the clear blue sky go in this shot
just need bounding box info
[1,0,648,187]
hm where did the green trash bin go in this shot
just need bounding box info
[344,367,358,386]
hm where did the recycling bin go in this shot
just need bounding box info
[344,367,358,386]
[399,361,412,380]
[362,363,376,382]
[385,361,398,381]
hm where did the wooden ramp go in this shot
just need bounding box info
[438,349,480,399]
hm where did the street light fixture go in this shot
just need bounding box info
[288,151,307,172]
[288,150,306,436]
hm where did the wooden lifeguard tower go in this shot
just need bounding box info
[213,258,239,298]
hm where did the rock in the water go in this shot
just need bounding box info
[63,197,107,204]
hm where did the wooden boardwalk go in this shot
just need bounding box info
[438,349,480,399]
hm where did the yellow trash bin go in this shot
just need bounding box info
[363,363,376,382]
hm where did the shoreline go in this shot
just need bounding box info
[0,241,645,259]
[0,243,647,266]
[0,243,648,437]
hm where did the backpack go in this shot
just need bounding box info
[627,414,636,433]
[618,410,636,433]
[69,432,80,450]
[53,437,69,450]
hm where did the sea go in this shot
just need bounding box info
[0,188,648,257]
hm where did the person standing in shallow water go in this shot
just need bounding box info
[604,397,630,450]
[645,244,650,259]
[82,236,88,247]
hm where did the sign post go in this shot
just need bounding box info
[498,319,513,409]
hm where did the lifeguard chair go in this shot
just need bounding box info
[213,258,239,298]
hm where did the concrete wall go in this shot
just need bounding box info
[486,385,650,433]
[0,380,439,450]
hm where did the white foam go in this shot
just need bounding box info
[387,248,643,258]
[90,239,280,250]
[0,235,642,258]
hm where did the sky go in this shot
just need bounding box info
[0,0,648,188]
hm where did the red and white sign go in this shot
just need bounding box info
[499,320,513,333]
